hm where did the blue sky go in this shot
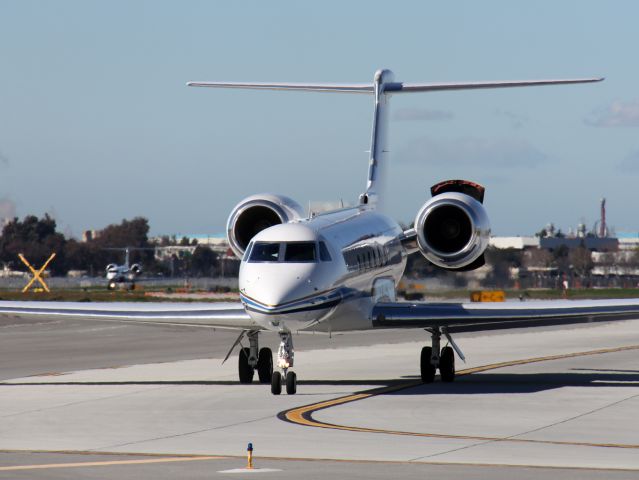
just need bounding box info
[1,1,638,237]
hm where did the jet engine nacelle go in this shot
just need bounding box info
[130,263,142,275]
[226,193,305,258]
[414,181,490,271]
[105,263,117,273]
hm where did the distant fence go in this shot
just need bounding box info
[0,276,239,290]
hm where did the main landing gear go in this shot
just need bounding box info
[420,327,464,383]
[237,331,273,384]
[271,331,297,395]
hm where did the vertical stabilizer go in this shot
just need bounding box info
[361,69,394,211]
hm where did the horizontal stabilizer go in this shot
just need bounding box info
[385,77,604,93]
[187,81,373,93]
[188,77,603,95]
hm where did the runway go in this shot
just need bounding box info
[1,314,639,478]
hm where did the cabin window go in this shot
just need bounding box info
[284,242,317,262]
[249,242,281,262]
[319,241,332,261]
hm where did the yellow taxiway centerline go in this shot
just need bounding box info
[281,344,639,449]
[0,455,225,471]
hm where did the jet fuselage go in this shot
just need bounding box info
[239,206,405,333]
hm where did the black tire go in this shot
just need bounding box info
[257,347,273,384]
[107,282,116,291]
[285,371,297,395]
[420,346,436,383]
[439,346,455,382]
[271,371,282,395]
[238,347,254,384]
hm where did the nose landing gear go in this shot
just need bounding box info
[271,331,297,395]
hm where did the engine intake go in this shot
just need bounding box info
[226,193,304,258]
[130,263,142,275]
[414,187,490,271]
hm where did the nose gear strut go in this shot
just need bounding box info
[271,330,297,395]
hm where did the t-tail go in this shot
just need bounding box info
[188,69,603,211]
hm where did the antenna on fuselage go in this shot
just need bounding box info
[187,71,603,212]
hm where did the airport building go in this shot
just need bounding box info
[490,232,639,289]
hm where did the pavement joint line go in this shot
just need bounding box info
[279,344,639,449]
[0,384,171,419]
[1,450,639,473]
[90,413,276,452]
[0,456,225,471]
[410,390,639,462]
[218,468,282,473]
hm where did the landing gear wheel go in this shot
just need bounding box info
[285,371,297,395]
[257,347,273,384]
[107,282,116,291]
[238,347,254,384]
[439,346,455,382]
[271,371,282,395]
[420,346,436,383]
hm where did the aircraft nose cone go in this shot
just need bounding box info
[240,263,317,307]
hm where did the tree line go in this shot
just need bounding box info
[0,215,222,277]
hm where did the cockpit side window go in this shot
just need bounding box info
[242,241,254,262]
[319,241,332,262]
[284,242,317,262]
[249,242,281,262]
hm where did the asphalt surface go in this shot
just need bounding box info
[0,311,603,380]
[1,452,638,480]
[0,315,427,380]
[1,313,638,479]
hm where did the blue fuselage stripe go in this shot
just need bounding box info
[240,288,353,315]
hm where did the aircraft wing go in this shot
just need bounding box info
[0,301,256,330]
[372,298,639,333]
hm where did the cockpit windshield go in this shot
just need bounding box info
[284,242,316,262]
[249,242,280,262]
[247,241,327,263]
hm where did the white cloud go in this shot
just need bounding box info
[585,100,639,127]
[396,136,548,168]
[394,108,454,122]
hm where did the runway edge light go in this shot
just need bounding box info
[247,442,253,469]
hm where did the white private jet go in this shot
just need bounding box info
[4,69,639,396]
[105,247,143,290]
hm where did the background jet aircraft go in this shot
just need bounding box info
[104,247,144,290]
[4,69,636,398]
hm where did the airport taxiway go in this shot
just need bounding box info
[1,313,639,478]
